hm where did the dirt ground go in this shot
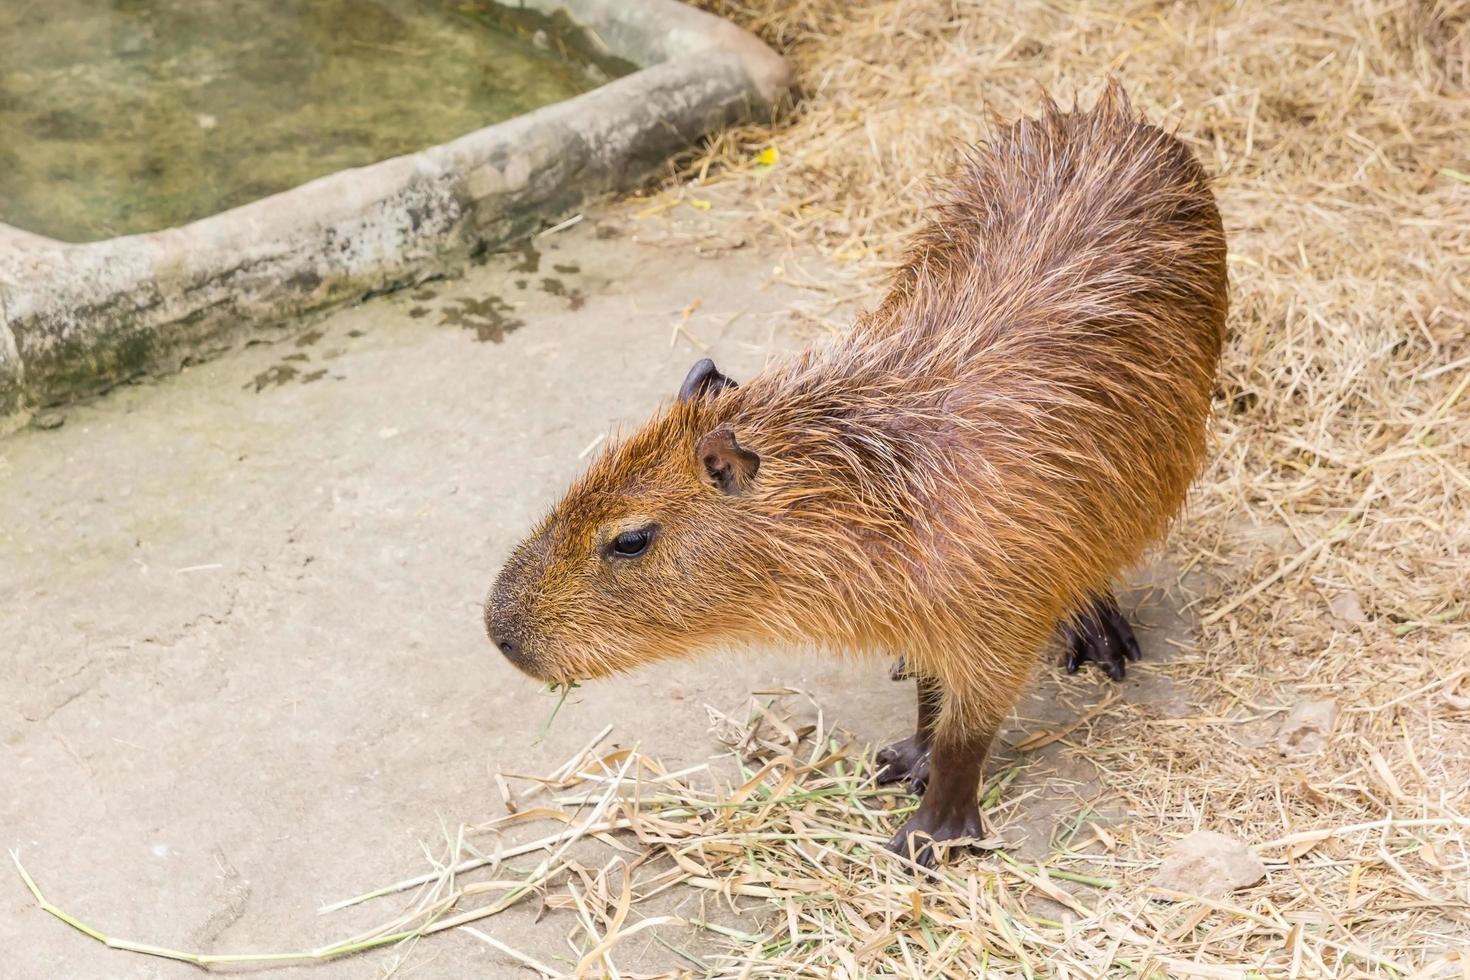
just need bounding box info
[3,203,1202,977]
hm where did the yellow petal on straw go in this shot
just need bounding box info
[687,198,712,210]
[755,146,779,167]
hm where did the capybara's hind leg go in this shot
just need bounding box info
[884,705,996,868]
[1062,592,1141,681]
[875,675,940,793]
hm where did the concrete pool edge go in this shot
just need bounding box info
[0,0,788,431]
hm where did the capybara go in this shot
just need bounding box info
[486,81,1227,865]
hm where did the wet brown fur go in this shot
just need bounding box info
[488,81,1226,766]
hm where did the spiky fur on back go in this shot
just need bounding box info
[494,82,1227,733]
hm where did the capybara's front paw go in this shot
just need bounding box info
[875,735,931,794]
[884,805,986,868]
[1062,593,1142,681]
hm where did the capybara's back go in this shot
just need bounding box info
[487,81,1227,865]
[729,80,1228,716]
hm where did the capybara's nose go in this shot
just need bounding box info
[485,611,514,657]
[485,601,526,665]
[487,546,542,670]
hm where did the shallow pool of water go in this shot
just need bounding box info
[0,0,631,243]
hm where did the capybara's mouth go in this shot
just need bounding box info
[499,646,558,683]
[506,647,588,688]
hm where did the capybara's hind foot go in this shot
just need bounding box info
[875,735,931,794]
[1062,593,1142,681]
[884,804,986,868]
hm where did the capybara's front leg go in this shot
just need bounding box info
[875,674,941,793]
[884,707,997,867]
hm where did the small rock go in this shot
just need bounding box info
[32,410,65,430]
[1276,699,1338,757]
[1327,591,1366,624]
[1444,681,1470,711]
[1150,831,1266,898]
[196,113,218,130]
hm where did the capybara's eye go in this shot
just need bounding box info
[609,527,654,559]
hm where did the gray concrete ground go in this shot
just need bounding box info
[1,204,1194,978]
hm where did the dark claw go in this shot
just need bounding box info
[1105,601,1143,662]
[1062,593,1141,681]
[875,735,931,794]
[884,804,986,868]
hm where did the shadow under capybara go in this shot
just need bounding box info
[486,81,1227,866]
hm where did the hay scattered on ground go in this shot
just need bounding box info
[336,691,1468,977]
[19,689,1468,975]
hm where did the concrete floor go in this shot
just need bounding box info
[1,205,1194,978]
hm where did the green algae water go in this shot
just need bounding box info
[0,0,633,243]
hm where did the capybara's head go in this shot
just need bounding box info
[485,359,772,684]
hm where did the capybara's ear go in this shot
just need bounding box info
[696,427,759,495]
[678,358,739,403]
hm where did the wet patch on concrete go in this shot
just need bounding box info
[438,295,524,343]
[246,364,303,391]
[507,238,540,274]
[538,276,585,311]
[244,349,338,391]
